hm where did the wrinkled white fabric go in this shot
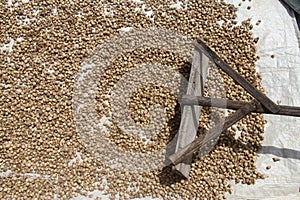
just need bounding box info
[225,0,300,199]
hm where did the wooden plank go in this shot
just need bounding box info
[172,49,209,178]
[194,39,280,114]
[169,101,257,165]
[182,95,300,117]
[277,105,300,117]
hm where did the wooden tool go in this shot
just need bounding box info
[169,39,300,178]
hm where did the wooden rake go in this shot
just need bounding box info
[169,39,300,178]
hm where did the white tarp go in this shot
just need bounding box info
[225,0,300,199]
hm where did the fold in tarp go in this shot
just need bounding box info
[281,0,300,14]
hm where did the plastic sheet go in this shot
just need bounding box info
[225,0,300,199]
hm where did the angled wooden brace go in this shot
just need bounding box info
[194,39,280,114]
[169,101,258,165]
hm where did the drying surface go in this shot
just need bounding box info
[0,0,299,199]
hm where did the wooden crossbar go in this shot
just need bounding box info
[181,95,300,117]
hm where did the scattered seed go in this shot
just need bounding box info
[256,20,261,26]
[272,157,280,162]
